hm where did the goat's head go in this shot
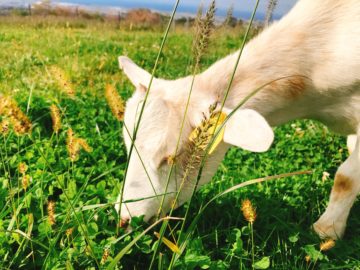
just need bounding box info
[115,56,274,226]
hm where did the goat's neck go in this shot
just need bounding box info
[198,21,312,126]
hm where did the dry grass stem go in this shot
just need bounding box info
[105,84,125,121]
[154,232,180,254]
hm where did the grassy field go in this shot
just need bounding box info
[0,16,359,269]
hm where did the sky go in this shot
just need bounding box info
[1,0,299,19]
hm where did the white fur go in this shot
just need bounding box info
[116,0,360,238]
[223,109,274,152]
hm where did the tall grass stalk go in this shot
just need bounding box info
[171,0,261,259]
[251,223,255,269]
[150,2,216,268]
[265,0,278,27]
[154,0,216,224]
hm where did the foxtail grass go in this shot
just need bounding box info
[320,239,335,251]
[49,66,75,97]
[167,3,262,268]
[105,84,125,121]
[264,0,278,27]
[47,200,56,226]
[241,199,257,269]
[192,0,216,68]
[151,2,217,268]
[50,104,61,133]
[66,128,92,161]
[0,96,32,135]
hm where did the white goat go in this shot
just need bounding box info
[116,0,360,239]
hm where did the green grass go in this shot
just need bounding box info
[1,16,360,269]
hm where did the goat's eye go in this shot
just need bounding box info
[166,155,176,165]
[157,155,176,169]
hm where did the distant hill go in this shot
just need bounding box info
[0,0,281,20]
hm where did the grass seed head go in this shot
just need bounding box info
[241,199,257,224]
[188,103,220,150]
[67,128,79,161]
[101,248,110,265]
[180,103,224,180]
[18,162,28,175]
[105,84,125,121]
[0,96,32,135]
[322,171,330,182]
[22,175,30,191]
[265,0,278,27]
[320,239,335,251]
[66,227,74,237]
[192,0,216,67]
[76,138,92,153]
[66,129,91,161]
[47,200,56,226]
[0,119,10,134]
[50,66,75,97]
[50,104,61,133]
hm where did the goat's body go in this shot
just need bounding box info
[200,0,360,135]
[194,0,360,239]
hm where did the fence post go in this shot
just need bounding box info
[28,4,31,16]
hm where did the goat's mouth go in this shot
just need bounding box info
[119,215,158,231]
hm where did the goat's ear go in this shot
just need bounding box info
[119,56,152,88]
[223,109,274,152]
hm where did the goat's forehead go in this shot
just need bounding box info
[124,95,168,126]
[123,95,180,149]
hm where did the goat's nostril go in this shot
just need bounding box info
[119,217,129,228]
